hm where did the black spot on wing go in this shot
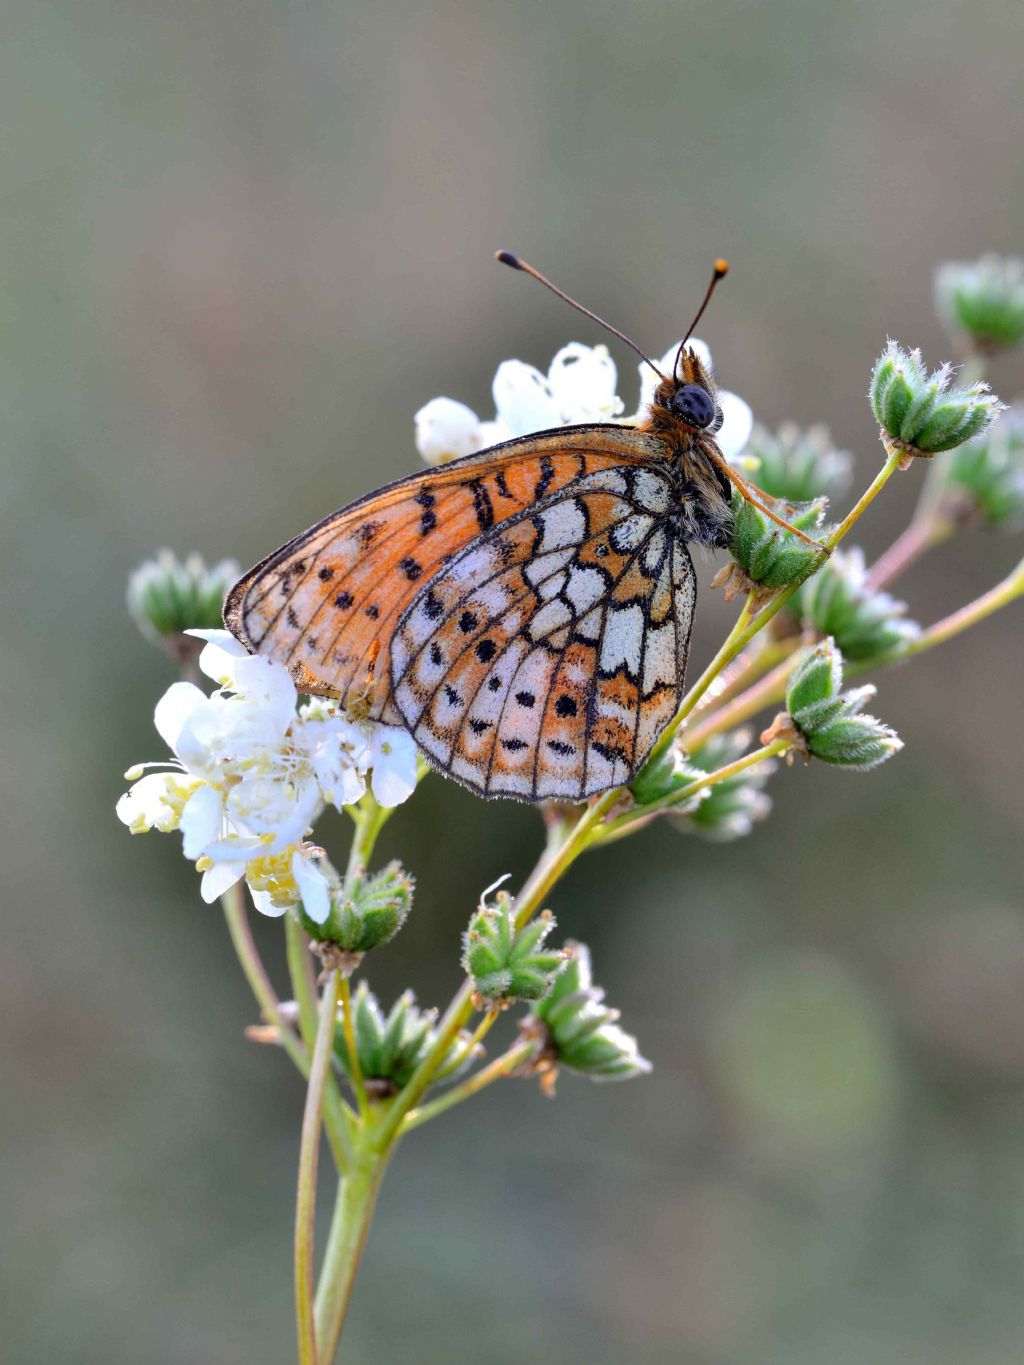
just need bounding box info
[534,455,555,499]
[466,478,494,531]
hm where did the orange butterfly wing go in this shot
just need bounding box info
[225,427,670,726]
[391,462,696,800]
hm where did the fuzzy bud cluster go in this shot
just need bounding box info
[127,550,239,660]
[298,861,413,962]
[462,892,567,1008]
[334,982,478,1098]
[935,254,1024,354]
[674,729,776,841]
[796,547,920,662]
[869,341,1004,459]
[777,637,902,770]
[525,942,650,1085]
[942,410,1024,532]
[719,491,830,600]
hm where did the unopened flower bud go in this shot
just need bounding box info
[630,744,705,810]
[782,638,903,770]
[526,942,651,1087]
[127,550,240,662]
[869,341,1004,459]
[414,397,483,466]
[942,410,1024,531]
[463,895,567,1008]
[721,492,830,600]
[335,982,478,1099]
[298,861,413,961]
[741,422,853,503]
[796,547,920,661]
[673,729,775,841]
[935,254,1024,354]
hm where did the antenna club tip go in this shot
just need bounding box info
[714,258,730,278]
[495,250,522,270]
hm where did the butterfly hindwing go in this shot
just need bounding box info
[224,427,667,725]
[391,464,697,801]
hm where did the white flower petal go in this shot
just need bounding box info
[717,391,755,461]
[492,359,562,437]
[414,397,483,466]
[116,773,176,832]
[226,774,318,848]
[547,343,623,423]
[248,886,289,918]
[475,419,512,448]
[200,860,245,903]
[292,851,331,923]
[185,628,247,655]
[179,783,224,859]
[153,682,207,756]
[368,726,418,807]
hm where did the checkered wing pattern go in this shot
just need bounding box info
[225,428,667,724]
[391,464,696,800]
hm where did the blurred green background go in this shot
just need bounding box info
[3,0,1023,1361]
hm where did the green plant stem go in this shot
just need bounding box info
[344,792,390,884]
[313,1144,390,1365]
[695,635,797,713]
[852,554,1024,675]
[867,515,954,591]
[339,975,369,1117]
[684,653,802,750]
[221,883,308,1074]
[600,739,790,836]
[372,797,612,1150]
[295,969,343,1365]
[646,450,904,769]
[401,1040,537,1133]
[285,914,353,1171]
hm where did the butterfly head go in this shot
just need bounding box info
[651,351,725,436]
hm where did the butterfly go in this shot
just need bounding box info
[225,254,820,804]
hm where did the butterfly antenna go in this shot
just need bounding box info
[496,250,665,382]
[674,259,730,380]
[700,442,832,554]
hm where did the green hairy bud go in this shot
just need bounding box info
[526,942,651,1085]
[942,410,1024,531]
[721,491,831,599]
[783,638,903,770]
[299,861,413,958]
[796,547,920,662]
[673,729,775,842]
[742,422,853,503]
[127,549,240,660]
[630,744,706,809]
[869,340,1004,457]
[463,889,568,1007]
[935,254,1024,354]
[335,982,478,1098]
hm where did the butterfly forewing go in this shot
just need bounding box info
[391,465,696,801]
[225,428,667,727]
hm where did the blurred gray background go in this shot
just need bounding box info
[3,0,1023,1361]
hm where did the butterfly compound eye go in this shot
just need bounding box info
[671,384,717,429]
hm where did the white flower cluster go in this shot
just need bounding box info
[414,339,753,466]
[116,631,417,920]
